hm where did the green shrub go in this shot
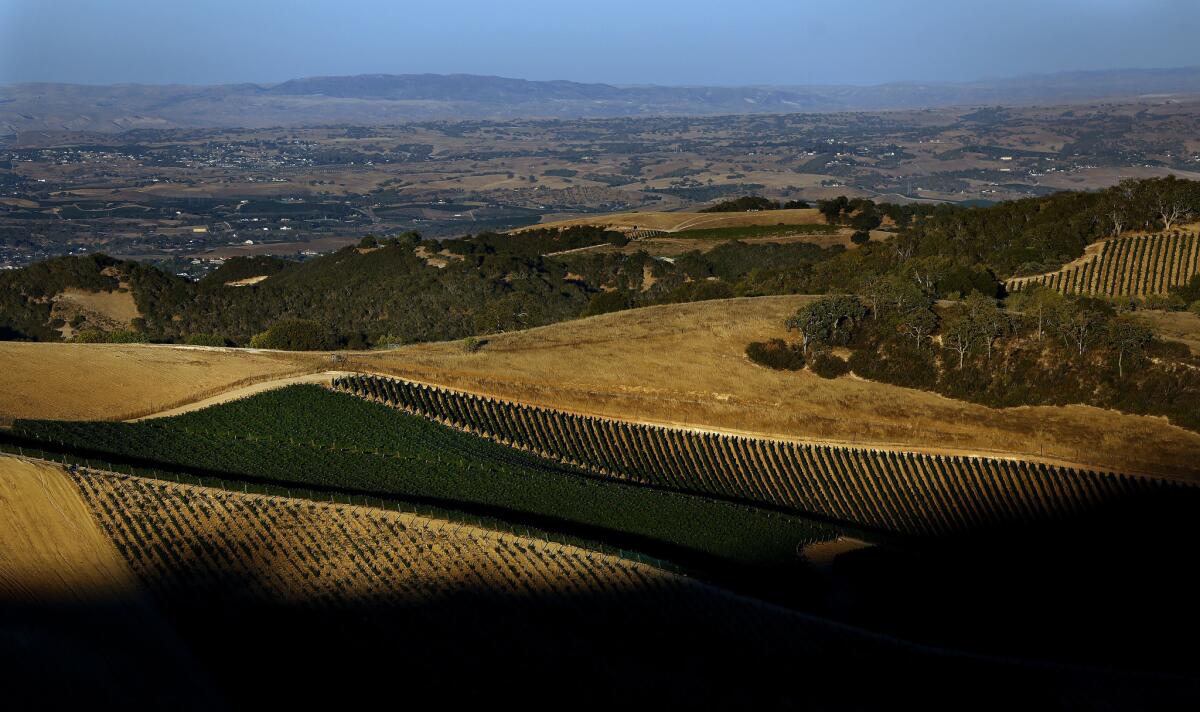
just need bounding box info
[462,336,487,353]
[746,339,805,370]
[809,353,850,378]
[1143,293,1186,311]
[582,290,634,317]
[1190,300,1200,317]
[249,319,340,351]
[73,329,148,344]
[851,230,871,245]
[184,333,228,347]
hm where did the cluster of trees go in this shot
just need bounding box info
[1096,176,1200,237]
[817,197,930,231]
[754,286,1198,431]
[248,319,342,351]
[896,177,1200,279]
[4,179,1198,353]
[699,196,809,212]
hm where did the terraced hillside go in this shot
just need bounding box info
[1006,231,1200,296]
[335,374,1196,537]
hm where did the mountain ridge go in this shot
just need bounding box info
[3,66,1200,133]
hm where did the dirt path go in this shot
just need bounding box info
[129,371,356,421]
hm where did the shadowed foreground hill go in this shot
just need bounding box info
[2,455,1194,708]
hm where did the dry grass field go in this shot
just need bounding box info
[4,297,1197,478]
[1135,309,1200,353]
[356,296,1200,479]
[0,342,324,424]
[0,455,137,601]
[53,288,140,325]
[522,208,825,233]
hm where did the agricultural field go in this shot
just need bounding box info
[7,385,839,575]
[357,296,1200,479]
[5,456,1185,706]
[1007,231,1200,296]
[335,374,1198,536]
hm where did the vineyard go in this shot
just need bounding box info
[1006,231,1200,296]
[69,467,698,606]
[7,386,835,571]
[52,462,1187,708]
[332,374,1198,537]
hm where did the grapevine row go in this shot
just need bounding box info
[333,374,1192,537]
[69,467,691,606]
[1006,232,1200,296]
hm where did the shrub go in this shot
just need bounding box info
[462,336,487,353]
[746,339,805,370]
[73,329,148,344]
[1143,293,1187,311]
[809,352,850,378]
[185,333,228,347]
[1190,300,1200,317]
[848,340,938,389]
[851,230,871,245]
[582,290,634,317]
[249,320,340,351]
[700,196,778,213]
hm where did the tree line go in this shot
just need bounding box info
[750,285,1198,432]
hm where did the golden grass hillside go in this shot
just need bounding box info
[356,296,1200,480]
[0,342,325,423]
[0,455,137,600]
[521,208,824,233]
[4,296,1198,479]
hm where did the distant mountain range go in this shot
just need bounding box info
[3,66,1200,133]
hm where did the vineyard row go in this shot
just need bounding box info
[1006,231,1200,297]
[69,467,693,607]
[333,374,1195,537]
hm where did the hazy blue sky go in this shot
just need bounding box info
[2,0,1198,86]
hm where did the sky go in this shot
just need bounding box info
[2,0,1198,87]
